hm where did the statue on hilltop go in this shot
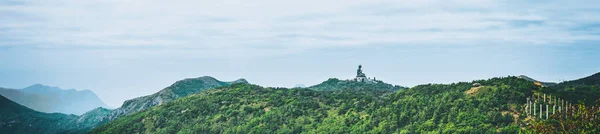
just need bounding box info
[357,65,366,77]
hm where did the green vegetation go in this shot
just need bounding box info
[545,72,600,105]
[3,74,599,133]
[92,76,554,133]
[308,78,406,91]
[0,94,83,134]
[0,76,249,134]
[96,76,248,128]
[532,104,600,133]
[527,72,600,133]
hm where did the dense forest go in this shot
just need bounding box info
[308,78,406,91]
[91,76,599,133]
[545,73,600,105]
[0,94,84,133]
[530,73,600,133]
[2,73,597,133]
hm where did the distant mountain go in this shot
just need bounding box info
[309,78,407,91]
[0,88,58,113]
[102,76,248,123]
[293,84,306,88]
[517,75,557,87]
[0,94,85,134]
[556,72,600,86]
[0,84,108,115]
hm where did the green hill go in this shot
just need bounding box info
[308,78,406,91]
[72,76,249,132]
[547,72,600,105]
[105,76,248,121]
[91,76,549,133]
[517,75,557,87]
[4,74,598,133]
[0,94,82,134]
[0,76,249,134]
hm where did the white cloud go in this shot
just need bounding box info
[1,0,600,53]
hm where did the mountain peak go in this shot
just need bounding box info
[560,72,600,85]
[197,76,218,80]
[10,84,109,115]
[22,84,63,93]
[113,76,250,122]
[25,83,52,89]
[309,78,405,91]
[517,75,557,87]
[233,78,249,84]
[517,75,536,82]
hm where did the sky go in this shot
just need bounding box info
[1,0,599,108]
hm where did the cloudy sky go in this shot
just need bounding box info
[1,0,599,107]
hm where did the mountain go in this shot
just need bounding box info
[0,87,58,113]
[75,76,249,129]
[308,78,407,91]
[0,94,84,134]
[1,76,249,133]
[90,77,538,133]
[548,72,600,105]
[0,84,108,115]
[293,84,306,88]
[5,74,598,133]
[75,107,112,128]
[555,72,600,86]
[517,75,557,87]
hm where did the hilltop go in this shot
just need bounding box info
[105,76,248,121]
[309,78,406,92]
[70,76,249,132]
[0,76,248,134]
[517,75,557,87]
[547,72,600,105]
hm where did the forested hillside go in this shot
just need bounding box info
[92,76,574,133]
[0,94,82,134]
[3,74,597,134]
[309,78,406,91]
[528,72,600,133]
[0,76,249,134]
[546,72,600,105]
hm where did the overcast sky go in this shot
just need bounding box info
[1,0,599,108]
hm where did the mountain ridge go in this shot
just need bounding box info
[0,84,108,115]
[517,75,557,87]
[1,76,250,133]
[92,76,249,128]
[308,78,407,91]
